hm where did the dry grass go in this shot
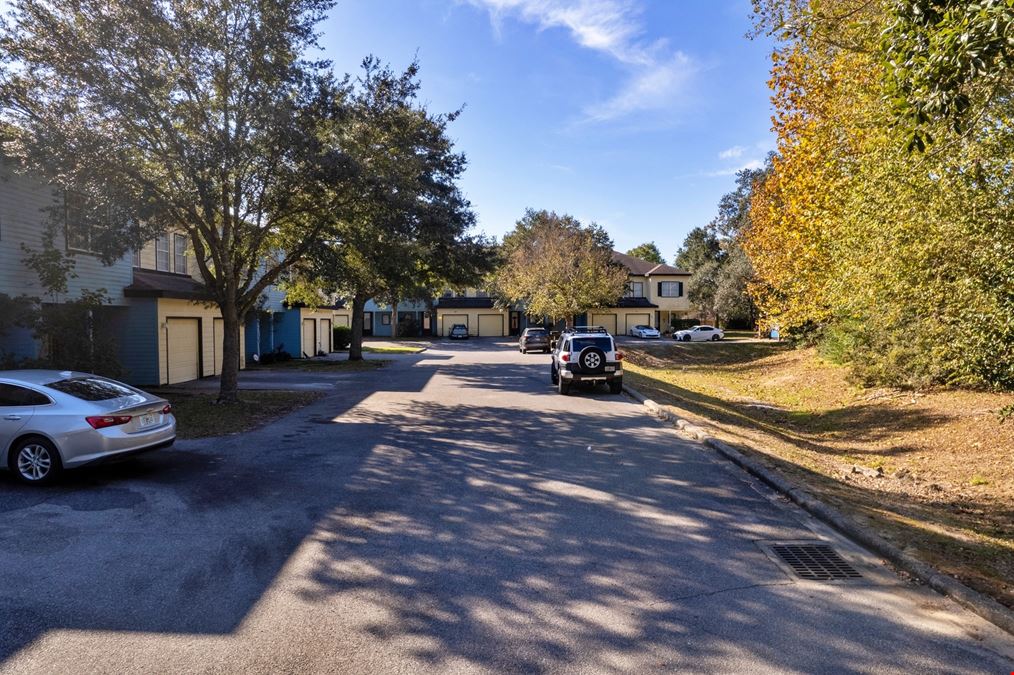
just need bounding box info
[624,341,1014,608]
[149,389,324,439]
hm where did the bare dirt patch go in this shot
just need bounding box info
[624,341,1014,609]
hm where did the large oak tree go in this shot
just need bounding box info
[0,0,347,401]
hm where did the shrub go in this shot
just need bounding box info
[333,325,352,350]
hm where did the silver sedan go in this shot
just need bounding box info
[1,370,176,485]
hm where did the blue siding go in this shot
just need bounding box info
[244,313,261,360]
[115,299,159,385]
[273,309,301,357]
[372,311,393,337]
[0,326,40,362]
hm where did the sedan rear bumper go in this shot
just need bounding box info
[59,419,178,468]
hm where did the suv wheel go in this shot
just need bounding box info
[609,378,623,395]
[550,364,558,385]
[557,376,570,395]
[578,346,606,373]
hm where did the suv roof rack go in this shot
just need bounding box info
[561,325,611,335]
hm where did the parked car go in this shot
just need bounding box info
[550,326,624,395]
[519,327,550,354]
[629,324,661,339]
[673,325,725,342]
[448,324,469,340]
[1,370,176,485]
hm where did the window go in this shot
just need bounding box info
[0,383,51,406]
[476,289,489,298]
[658,281,684,298]
[64,192,92,252]
[45,377,135,401]
[173,234,188,274]
[571,337,613,352]
[441,289,453,298]
[132,248,141,267]
[155,234,170,271]
[381,313,391,325]
[625,281,645,298]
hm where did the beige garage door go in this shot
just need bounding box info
[478,314,504,337]
[591,314,617,335]
[625,313,652,334]
[166,318,200,384]
[442,314,468,335]
[302,318,317,357]
[213,317,224,375]
[321,319,332,352]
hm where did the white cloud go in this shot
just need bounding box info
[719,145,746,160]
[464,0,697,123]
[703,158,764,177]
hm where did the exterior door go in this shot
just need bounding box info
[478,314,504,337]
[590,313,617,336]
[166,318,200,384]
[321,319,332,352]
[625,313,651,334]
[442,314,468,336]
[302,318,317,357]
[363,312,373,336]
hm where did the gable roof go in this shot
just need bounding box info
[611,251,688,276]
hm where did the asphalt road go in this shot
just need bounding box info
[1,340,1012,673]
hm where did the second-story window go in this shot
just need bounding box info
[155,234,170,271]
[173,234,188,274]
[476,289,489,298]
[65,192,93,252]
[132,248,141,267]
[658,281,684,297]
[626,281,644,298]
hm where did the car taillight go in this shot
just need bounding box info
[617,352,625,361]
[560,354,570,362]
[86,415,133,430]
[161,404,172,415]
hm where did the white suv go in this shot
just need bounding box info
[549,327,624,395]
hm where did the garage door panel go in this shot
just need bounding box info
[302,319,316,357]
[321,319,332,353]
[167,318,200,385]
[213,317,224,376]
[478,314,504,337]
[625,313,651,334]
[591,314,617,336]
[442,315,468,336]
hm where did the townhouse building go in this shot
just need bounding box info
[0,162,349,385]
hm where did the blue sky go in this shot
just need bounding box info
[319,0,775,262]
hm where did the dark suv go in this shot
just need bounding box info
[549,326,624,395]
[519,327,550,354]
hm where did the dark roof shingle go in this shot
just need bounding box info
[123,269,209,300]
[436,297,495,309]
[611,251,688,276]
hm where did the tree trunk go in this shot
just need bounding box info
[218,300,242,403]
[349,292,367,361]
[391,298,399,339]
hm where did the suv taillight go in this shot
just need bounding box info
[560,353,570,362]
[617,351,624,361]
[86,415,132,429]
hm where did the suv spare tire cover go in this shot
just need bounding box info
[578,346,607,373]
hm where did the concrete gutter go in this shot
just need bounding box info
[623,383,1014,637]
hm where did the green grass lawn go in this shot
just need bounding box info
[362,345,425,354]
[150,389,324,439]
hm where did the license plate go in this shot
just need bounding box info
[138,413,158,428]
[605,366,615,372]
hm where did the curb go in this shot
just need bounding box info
[623,383,1014,637]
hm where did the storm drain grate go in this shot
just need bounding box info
[769,543,862,581]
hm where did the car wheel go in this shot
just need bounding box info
[682,335,691,342]
[9,436,63,486]
[557,375,570,395]
[711,334,720,341]
[609,379,623,395]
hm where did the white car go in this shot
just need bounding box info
[629,325,660,339]
[673,325,725,342]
